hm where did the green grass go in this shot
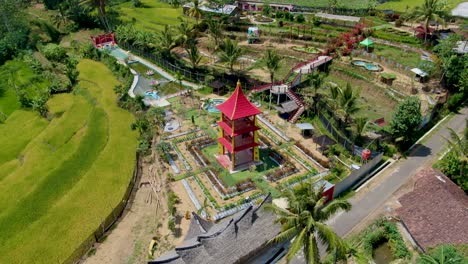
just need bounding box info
[0,88,21,117]
[201,144,279,186]
[0,59,138,263]
[372,44,421,68]
[245,0,371,9]
[377,0,465,12]
[116,0,187,32]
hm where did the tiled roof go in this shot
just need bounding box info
[216,81,261,120]
[397,168,468,251]
[149,195,281,264]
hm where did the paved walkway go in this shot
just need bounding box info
[291,108,468,263]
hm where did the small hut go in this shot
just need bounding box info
[380,72,396,85]
[359,38,374,52]
[411,68,428,83]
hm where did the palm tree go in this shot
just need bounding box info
[187,0,203,24]
[186,41,202,69]
[409,0,447,42]
[327,82,340,110]
[354,116,368,145]
[147,107,166,135]
[219,38,243,73]
[417,245,465,264]
[444,119,468,178]
[176,17,193,48]
[207,19,224,50]
[338,83,361,124]
[267,180,351,263]
[52,4,71,29]
[157,25,176,56]
[80,0,110,31]
[264,49,282,84]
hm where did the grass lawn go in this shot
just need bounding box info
[377,0,465,12]
[372,44,421,68]
[201,144,279,186]
[0,59,137,263]
[116,0,187,32]
[243,0,371,9]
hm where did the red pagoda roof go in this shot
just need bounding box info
[216,81,261,120]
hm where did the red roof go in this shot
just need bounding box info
[216,81,261,120]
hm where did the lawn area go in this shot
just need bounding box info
[0,59,138,263]
[243,0,371,9]
[377,0,465,12]
[201,144,279,186]
[116,0,187,32]
[372,44,421,68]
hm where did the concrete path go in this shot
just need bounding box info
[452,2,468,18]
[291,108,468,263]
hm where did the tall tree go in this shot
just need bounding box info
[207,19,224,50]
[267,180,351,263]
[219,38,243,73]
[354,116,368,145]
[186,41,202,69]
[409,0,447,42]
[187,0,203,24]
[338,83,361,124]
[79,0,110,31]
[440,119,468,191]
[263,49,282,84]
[390,96,422,145]
[157,25,176,56]
[176,17,193,48]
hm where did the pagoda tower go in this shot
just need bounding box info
[215,81,262,172]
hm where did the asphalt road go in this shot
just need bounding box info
[291,108,468,264]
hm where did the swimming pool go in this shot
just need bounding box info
[109,48,129,61]
[145,90,160,100]
[204,99,225,113]
[351,60,382,72]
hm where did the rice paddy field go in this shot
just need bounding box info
[0,59,138,263]
[245,0,371,9]
[377,0,466,12]
[116,0,187,32]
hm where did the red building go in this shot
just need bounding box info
[216,81,262,171]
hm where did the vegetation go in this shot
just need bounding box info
[406,0,448,42]
[390,96,422,146]
[219,38,243,73]
[436,120,468,192]
[417,244,467,264]
[267,179,351,263]
[0,60,137,263]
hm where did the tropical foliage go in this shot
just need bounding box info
[417,244,467,264]
[219,38,243,73]
[390,96,422,146]
[267,180,351,263]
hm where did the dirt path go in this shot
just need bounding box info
[83,136,177,264]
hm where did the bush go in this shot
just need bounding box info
[296,14,305,23]
[447,92,466,112]
[42,43,67,62]
[395,19,402,27]
[168,218,176,233]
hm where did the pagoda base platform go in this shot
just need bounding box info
[215,154,263,174]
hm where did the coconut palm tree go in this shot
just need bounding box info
[52,4,71,29]
[444,119,468,178]
[80,0,110,31]
[409,0,447,42]
[267,180,351,264]
[186,41,202,69]
[354,116,368,145]
[264,49,282,84]
[187,0,203,24]
[338,83,361,124]
[219,38,243,73]
[207,19,224,50]
[157,25,176,56]
[176,17,193,48]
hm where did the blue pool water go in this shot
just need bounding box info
[351,60,382,72]
[204,99,225,113]
[145,91,160,100]
[109,48,129,61]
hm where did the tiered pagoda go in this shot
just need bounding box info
[215,81,262,172]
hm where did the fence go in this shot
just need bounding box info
[64,154,142,264]
[333,153,383,198]
[119,42,207,83]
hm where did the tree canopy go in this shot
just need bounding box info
[390,96,422,145]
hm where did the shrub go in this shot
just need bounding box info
[296,14,305,23]
[447,92,465,112]
[42,43,67,62]
[168,218,176,233]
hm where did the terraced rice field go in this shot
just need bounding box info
[0,59,138,263]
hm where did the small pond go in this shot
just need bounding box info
[352,60,383,72]
[203,99,225,113]
[373,242,394,264]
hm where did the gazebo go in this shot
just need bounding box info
[216,80,262,172]
[359,38,374,52]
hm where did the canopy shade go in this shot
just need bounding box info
[359,38,374,47]
[411,68,428,77]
